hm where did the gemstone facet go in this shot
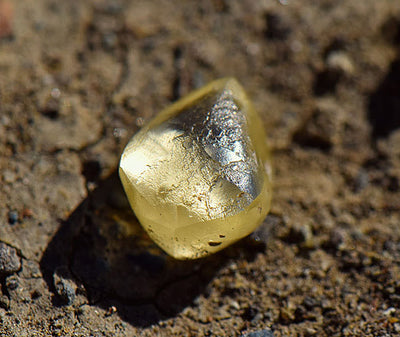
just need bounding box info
[119,78,272,259]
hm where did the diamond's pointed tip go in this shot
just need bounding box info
[221,77,247,95]
[213,77,248,106]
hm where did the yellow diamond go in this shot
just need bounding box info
[119,78,272,259]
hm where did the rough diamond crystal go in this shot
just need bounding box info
[119,78,272,259]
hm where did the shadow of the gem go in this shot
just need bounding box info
[39,169,266,327]
[368,55,400,140]
[368,16,400,141]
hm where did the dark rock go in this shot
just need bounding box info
[0,242,21,276]
[7,210,18,225]
[53,266,76,305]
[242,329,275,337]
[5,275,19,291]
[241,306,259,321]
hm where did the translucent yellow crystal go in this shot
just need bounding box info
[119,78,272,259]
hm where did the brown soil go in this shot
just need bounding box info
[1,1,400,336]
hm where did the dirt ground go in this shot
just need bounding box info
[1,0,400,336]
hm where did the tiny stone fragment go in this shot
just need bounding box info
[0,242,21,276]
[326,51,354,75]
[119,78,272,259]
[7,210,18,225]
[53,266,76,305]
[5,275,19,291]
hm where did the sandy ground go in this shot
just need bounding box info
[1,0,400,336]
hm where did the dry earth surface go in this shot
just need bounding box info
[1,0,400,336]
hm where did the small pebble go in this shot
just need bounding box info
[76,304,90,317]
[7,210,18,225]
[242,306,259,322]
[105,306,117,317]
[53,266,77,305]
[241,329,275,337]
[0,242,21,275]
[303,296,319,310]
[229,300,240,310]
[21,208,34,218]
[383,307,396,316]
[5,275,19,291]
[326,51,354,75]
[305,327,318,336]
